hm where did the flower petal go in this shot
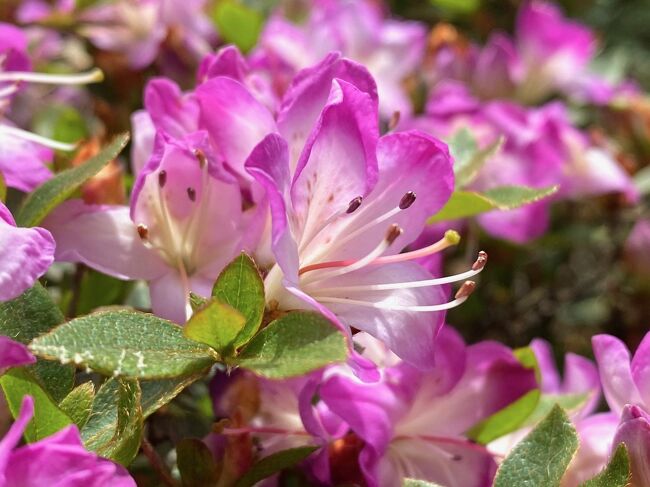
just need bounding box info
[592,334,642,416]
[612,405,650,487]
[630,333,650,409]
[0,336,35,373]
[0,395,34,474]
[44,200,168,281]
[0,205,55,301]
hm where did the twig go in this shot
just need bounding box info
[141,437,179,487]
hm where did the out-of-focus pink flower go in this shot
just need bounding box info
[314,328,536,486]
[253,0,426,118]
[625,219,650,275]
[0,396,136,486]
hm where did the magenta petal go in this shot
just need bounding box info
[630,333,650,408]
[0,129,53,192]
[43,200,168,281]
[612,405,650,487]
[0,204,55,301]
[592,334,642,415]
[0,395,33,474]
[0,337,35,373]
[196,76,276,179]
[245,133,300,281]
[291,78,379,248]
[277,52,378,168]
[530,338,562,393]
[144,77,198,137]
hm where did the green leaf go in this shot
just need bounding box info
[428,185,558,223]
[451,129,504,187]
[212,252,265,349]
[494,405,579,487]
[524,393,589,426]
[185,299,246,356]
[0,171,5,202]
[15,132,129,227]
[467,390,541,444]
[59,381,95,429]
[403,480,444,487]
[177,438,221,487]
[81,378,143,465]
[32,104,87,145]
[0,284,74,402]
[189,292,209,313]
[234,446,318,487]
[634,165,650,195]
[211,1,264,53]
[0,367,72,442]
[580,443,630,487]
[468,346,541,444]
[430,0,481,15]
[236,311,348,379]
[30,309,217,379]
[140,373,206,419]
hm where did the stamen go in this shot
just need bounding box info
[158,170,167,188]
[0,68,104,85]
[187,187,196,202]
[0,124,77,151]
[472,251,488,271]
[399,191,416,210]
[454,280,476,299]
[369,230,460,266]
[311,291,472,312]
[136,224,149,240]
[388,110,401,131]
[331,191,417,251]
[311,251,487,293]
[299,224,403,279]
[346,196,363,214]
[193,148,207,168]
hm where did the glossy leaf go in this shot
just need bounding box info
[140,373,205,419]
[212,252,265,349]
[81,378,143,466]
[184,299,246,356]
[15,132,129,227]
[211,1,264,53]
[0,367,72,442]
[59,381,95,429]
[236,311,348,379]
[30,309,217,379]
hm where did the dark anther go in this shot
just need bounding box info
[385,224,403,245]
[399,191,417,210]
[136,224,149,240]
[193,148,207,168]
[187,187,197,202]
[158,170,167,188]
[346,196,363,214]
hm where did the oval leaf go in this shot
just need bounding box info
[185,299,246,356]
[234,446,318,487]
[30,309,217,379]
[212,252,265,349]
[428,185,558,223]
[580,443,630,487]
[494,405,579,487]
[59,381,95,429]
[236,311,348,379]
[15,132,129,227]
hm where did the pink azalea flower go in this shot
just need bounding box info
[0,202,55,302]
[611,405,650,487]
[45,132,249,323]
[0,396,136,486]
[625,219,650,275]
[239,69,488,368]
[313,328,536,486]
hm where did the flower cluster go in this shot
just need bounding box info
[0,0,647,486]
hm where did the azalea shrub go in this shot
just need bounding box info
[0,0,648,486]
